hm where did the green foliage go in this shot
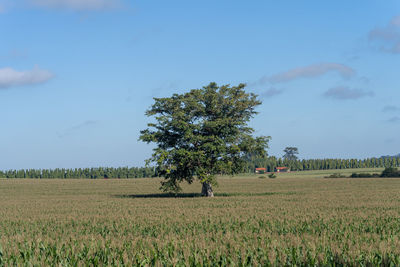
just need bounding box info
[0,167,156,179]
[268,173,276,179]
[381,167,400,177]
[350,173,380,178]
[2,178,400,265]
[283,147,299,161]
[245,156,400,173]
[139,82,270,193]
[3,240,400,266]
[350,168,400,178]
[2,157,400,180]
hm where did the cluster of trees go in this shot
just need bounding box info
[350,167,400,178]
[2,156,399,180]
[381,167,400,177]
[0,167,156,179]
[350,172,380,178]
[245,156,400,172]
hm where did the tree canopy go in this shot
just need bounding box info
[283,147,299,161]
[139,82,270,196]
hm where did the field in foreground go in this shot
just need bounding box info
[1,170,400,266]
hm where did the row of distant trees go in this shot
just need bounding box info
[0,167,156,179]
[245,156,400,173]
[1,157,399,179]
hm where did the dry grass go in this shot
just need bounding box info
[1,170,400,265]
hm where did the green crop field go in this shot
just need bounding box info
[1,169,400,266]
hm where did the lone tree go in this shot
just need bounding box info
[283,147,299,161]
[139,82,270,197]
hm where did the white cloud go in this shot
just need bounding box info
[268,63,355,84]
[369,15,400,54]
[0,66,54,89]
[29,0,121,10]
[323,86,374,100]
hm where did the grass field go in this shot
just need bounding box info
[1,169,400,266]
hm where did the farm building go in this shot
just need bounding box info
[255,167,267,174]
[275,167,290,173]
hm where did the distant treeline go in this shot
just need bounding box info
[245,156,400,173]
[1,157,400,179]
[0,167,156,179]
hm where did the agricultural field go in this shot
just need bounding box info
[1,169,400,266]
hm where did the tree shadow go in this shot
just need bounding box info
[114,191,297,199]
[116,193,203,198]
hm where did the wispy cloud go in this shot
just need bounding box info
[323,86,374,100]
[382,105,400,112]
[261,88,283,98]
[262,63,355,84]
[0,66,53,89]
[369,15,400,54]
[387,116,400,123]
[1,49,29,60]
[0,0,10,13]
[57,120,98,138]
[391,16,400,26]
[29,0,122,11]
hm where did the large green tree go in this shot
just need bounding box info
[139,82,270,197]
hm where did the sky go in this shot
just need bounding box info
[1,1,400,170]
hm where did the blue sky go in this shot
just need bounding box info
[1,0,399,170]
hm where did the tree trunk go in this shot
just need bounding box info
[201,182,214,197]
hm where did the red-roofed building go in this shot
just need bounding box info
[275,167,290,172]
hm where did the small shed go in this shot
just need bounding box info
[275,167,290,173]
[255,167,267,174]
